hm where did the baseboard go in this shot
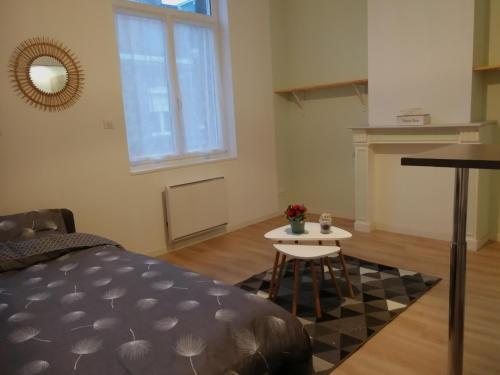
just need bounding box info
[163,210,282,254]
[308,207,354,221]
[466,235,490,251]
[148,216,497,257]
[375,223,449,241]
[354,220,374,232]
[146,247,169,258]
[374,223,491,250]
[495,232,500,242]
[226,211,282,233]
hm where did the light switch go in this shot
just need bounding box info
[103,120,114,130]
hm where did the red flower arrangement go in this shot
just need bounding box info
[285,204,307,222]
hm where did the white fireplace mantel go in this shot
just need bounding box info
[351,121,496,145]
[351,121,497,251]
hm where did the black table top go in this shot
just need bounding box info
[401,144,500,170]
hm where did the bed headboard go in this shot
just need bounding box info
[60,209,76,233]
[0,208,75,242]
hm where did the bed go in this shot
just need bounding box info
[0,209,312,375]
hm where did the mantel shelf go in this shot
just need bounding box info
[274,79,368,108]
[350,121,496,130]
[351,121,497,146]
[473,64,500,72]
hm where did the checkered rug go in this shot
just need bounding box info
[237,255,441,374]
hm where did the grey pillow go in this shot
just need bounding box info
[0,234,73,273]
[0,209,69,243]
[0,232,120,273]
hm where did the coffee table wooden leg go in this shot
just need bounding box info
[324,257,342,298]
[268,250,280,299]
[339,251,354,298]
[319,258,325,283]
[309,260,322,319]
[273,254,287,300]
[292,259,301,316]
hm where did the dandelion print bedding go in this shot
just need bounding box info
[0,233,312,375]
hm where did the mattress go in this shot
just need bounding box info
[0,232,312,375]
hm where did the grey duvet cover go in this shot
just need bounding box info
[0,234,312,375]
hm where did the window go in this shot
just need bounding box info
[114,0,235,172]
[128,0,211,16]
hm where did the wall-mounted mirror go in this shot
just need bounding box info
[29,56,68,94]
[9,37,84,111]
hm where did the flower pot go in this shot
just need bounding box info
[290,220,305,234]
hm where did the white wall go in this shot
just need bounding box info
[373,145,454,240]
[366,0,494,243]
[368,0,476,125]
[0,0,279,256]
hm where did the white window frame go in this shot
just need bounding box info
[113,0,237,174]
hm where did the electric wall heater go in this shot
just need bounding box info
[165,177,228,242]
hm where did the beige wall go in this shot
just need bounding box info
[270,0,293,207]
[0,0,279,255]
[471,0,489,121]
[487,0,500,240]
[488,0,500,63]
[273,0,368,88]
[270,0,368,218]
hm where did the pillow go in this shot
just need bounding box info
[0,209,69,243]
[0,232,120,273]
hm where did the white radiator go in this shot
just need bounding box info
[165,177,228,242]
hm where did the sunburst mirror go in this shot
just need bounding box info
[9,37,84,111]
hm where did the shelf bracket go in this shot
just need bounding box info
[352,83,367,107]
[291,91,304,109]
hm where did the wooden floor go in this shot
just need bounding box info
[161,216,500,375]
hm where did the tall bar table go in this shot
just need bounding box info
[401,144,500,375]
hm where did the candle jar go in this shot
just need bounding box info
[319,213,332,234]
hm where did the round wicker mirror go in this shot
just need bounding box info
[29,56,69,94]
[9,37,84,112]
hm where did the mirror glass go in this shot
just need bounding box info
[29,56,68,94]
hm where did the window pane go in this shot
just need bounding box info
[174,22,223,153]
[115,13,177,163]
[128,0,211,16]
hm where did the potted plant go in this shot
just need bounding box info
[285,204,307,234]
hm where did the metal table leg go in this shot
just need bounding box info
[448,168,469,375]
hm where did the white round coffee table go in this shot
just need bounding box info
[264,222,354,318]
[264,222,352,242]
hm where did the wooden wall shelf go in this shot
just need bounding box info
[274,79,368,94]
[473,64,500,72]
[274,78,368,108]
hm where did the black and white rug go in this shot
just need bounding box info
[237,255,440,374]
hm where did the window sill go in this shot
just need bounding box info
[129,152,237,175]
